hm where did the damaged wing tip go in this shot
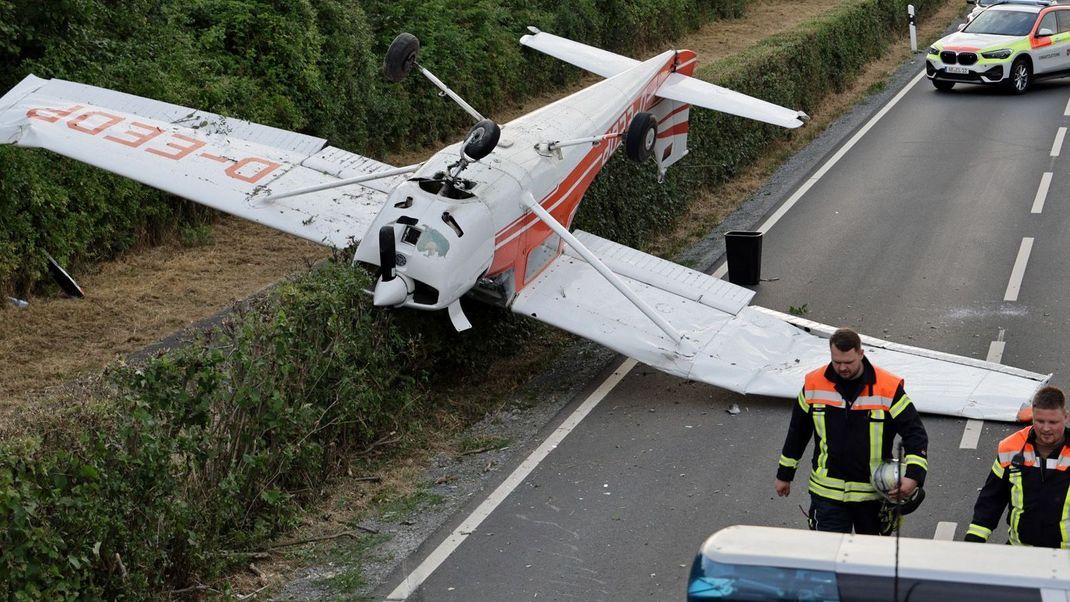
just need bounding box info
[796,111,810,125]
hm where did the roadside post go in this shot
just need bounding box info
[908,5,917,53]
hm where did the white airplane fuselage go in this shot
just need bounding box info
[354,49,688,312]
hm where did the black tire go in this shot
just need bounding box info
[462,119,501,161]
[625,112,657,163]
[931,79,955,92]
[383,33,419,83]
[1006,57,1031,94]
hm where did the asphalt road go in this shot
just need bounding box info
[375,68,1070,601]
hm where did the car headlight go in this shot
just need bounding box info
[928,46,940,55]
[981,49,1012,60]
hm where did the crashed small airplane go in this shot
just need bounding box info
[0,29,1048,421]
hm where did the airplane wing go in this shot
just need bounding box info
[655,73,808,129]
[0,75,404,248]
[511,231,1049,422]
[519,29,808,129]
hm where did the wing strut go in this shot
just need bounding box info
[517,192,695,354]
[260,163,423,202]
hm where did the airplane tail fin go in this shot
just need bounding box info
[649,50,696,178]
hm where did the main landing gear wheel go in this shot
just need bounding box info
[463,119,501,161]
[1007,57,1031,95]
[383,33,419,83]
[931,79,955,92]
[625,112,657,163]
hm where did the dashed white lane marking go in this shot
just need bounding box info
[1064,96,1070,116]
[1051,127,1067,157]
[712,69,928,279]
[960,420,984,450]
[1004,238,1034,302]
[385,359,638,600]
[962,332,1006,449]
[1032,172,1053,214]
[934,521,957,541]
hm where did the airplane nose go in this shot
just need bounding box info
[373,274,410,306]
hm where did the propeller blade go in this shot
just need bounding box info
[379,225,396,282]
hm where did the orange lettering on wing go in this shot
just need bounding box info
[104,121,164,148]
[225,157,281,183]
[68,111,123,135]
[27,104,83,123]
[146,133,206,160]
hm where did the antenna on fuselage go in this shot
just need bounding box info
[383,33,501,181]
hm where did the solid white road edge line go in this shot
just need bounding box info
[934,521,957,541]
[960,333,1006,449]
[385,358,639,600]
[1032,172,1053,214]
[712,69,927,278]
[1004,238,1034,302]
[1051,127,1067,158]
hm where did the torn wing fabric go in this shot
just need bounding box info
[0,74,403,249]
[519,30,807,129]
[511,231,1049,422]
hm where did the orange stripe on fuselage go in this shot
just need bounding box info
[489,53,679,288]
[656,122,690,139]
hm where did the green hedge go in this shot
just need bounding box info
[0,0,746,296]
[1,262,541,598]
[1,0,951,597]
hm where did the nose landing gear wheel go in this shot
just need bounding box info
[384,33,420,83]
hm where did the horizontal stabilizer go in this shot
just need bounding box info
[0,75,402,248]
[520,29,639,78]
[655,74,809,129]
[513,236,1047,421]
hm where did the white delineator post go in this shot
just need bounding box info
[909,5,918,53]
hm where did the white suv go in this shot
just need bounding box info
[928,1,1070,93]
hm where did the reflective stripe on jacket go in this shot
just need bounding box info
[966,425,1070,548]
[776,358,929,503]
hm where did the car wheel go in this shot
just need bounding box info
[932,79,955,92]
[1007,58,1031,94]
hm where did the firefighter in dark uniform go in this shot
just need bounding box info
[966,385,1070,547]
[773,328,929,534]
